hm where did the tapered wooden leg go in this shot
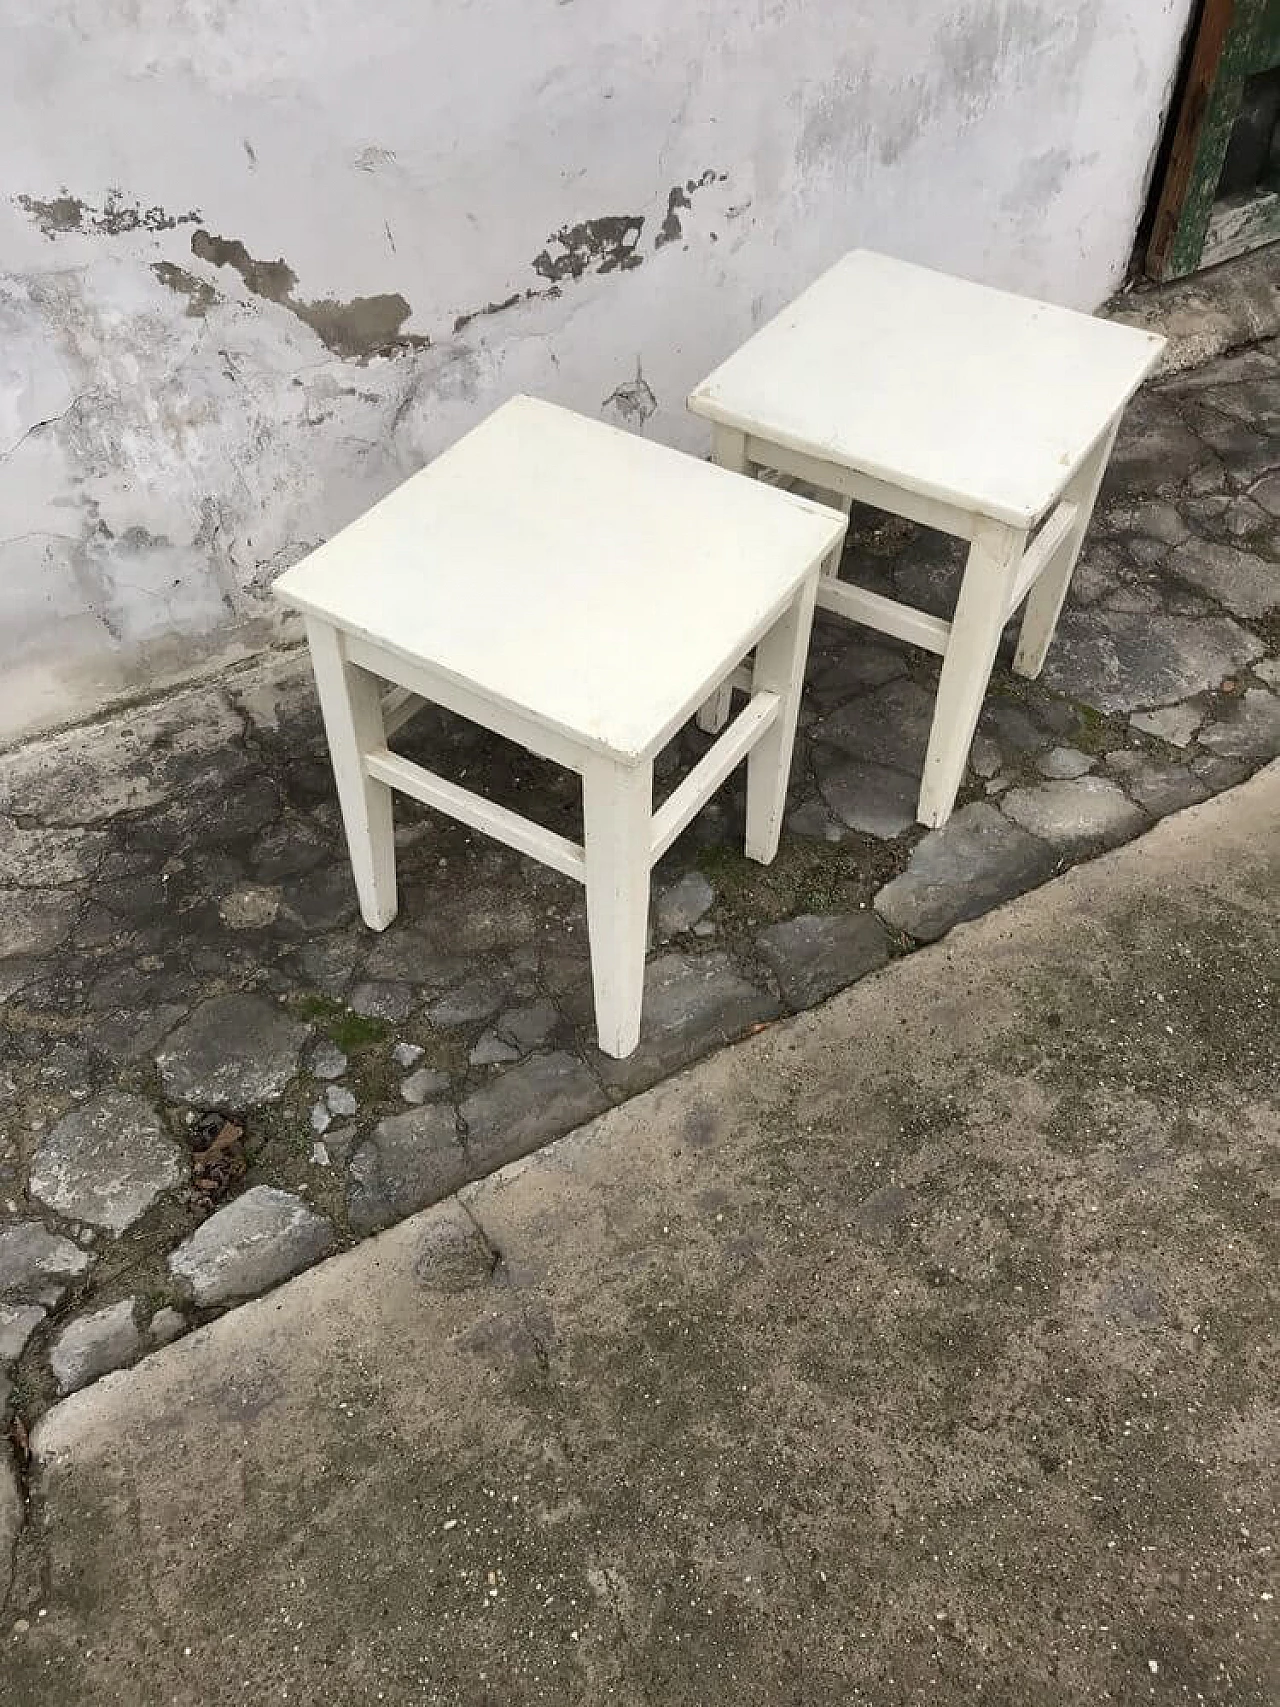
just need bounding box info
[917,518,1026,830]
[1015,419,1119,679]
[582,756,654,1058]
[696,425,753,736]
[745,571,820,863]
[306,618,398,930]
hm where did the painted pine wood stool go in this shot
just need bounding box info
[274,396,845,1058]
[688,250,1166,827]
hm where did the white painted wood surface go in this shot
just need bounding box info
[690,249,1164,529]
[281,400,843,1056]
[276,395,843,764]
[305,619,397,929]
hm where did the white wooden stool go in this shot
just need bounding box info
[688,250,1166,827]
[273,396,845,1058]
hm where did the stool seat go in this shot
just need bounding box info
[276,396,845,1058]
[689,249,1165,529]
[278,395,840,764]
[688,251,1166,827]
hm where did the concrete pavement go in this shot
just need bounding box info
[5,765,1278,1706]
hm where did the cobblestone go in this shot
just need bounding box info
[169,1188,336,1306]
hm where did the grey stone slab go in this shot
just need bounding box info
[1198,689,1280,763]
[1103,752,1211,819]
[325,1085,357,1117]
[0,1301,45,1363]
[50,1299,141,1395]
[874,804,1058,944]
[0,819,109,888]
[1255,657,1280,689]
[1103,584,1163,615]
[756,912,891,1010]
[805,640,906,706]
[1105,410,1209,492]
[0,1222,93,1308]
[155,994,308,1106]
[1042,609,1264,713]
[967,735,1003,780]
[94,1004,188,1066]
[1250,471,1280,519]
[278,865,358,931]
[785,795,844,842]
[595,955,780,1094]
[29,1092,185,1233]
[0,684,243,825]
[1001,778,1147,852]
[814,751,917,840]
[148,1306,186,1348]
[1192,752,1252,792]
[169,1187,336,1306]
[217,884,282,930]
[469,1032,521,1067]
[349,980,413,1021]
[461,1052,608,1176]
[0,887,78,960]
[347,1105,468,1237]
[0,1441,20,1607]
[295,933,363,997]
[495,1001,560,1052]
[811,678,935,774]
[892,538,965,618]
[1129,701,1203,747]
[427,974,509,1028]
[401,1067,450,1105]
[1166,540,1279,620]
[656,872,715,935]
[1037,747,1093,780]
[1101,498,1189,547]
[307,1041,348,1080]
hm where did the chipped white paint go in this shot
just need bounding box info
[0,0,1193,744]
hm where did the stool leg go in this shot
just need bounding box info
[745,571,820,864]
[696,425,754,736]
[917,518,1025,830]
[583,756,654,1058]
[1014,419,1119,680]
[306,618,398,930]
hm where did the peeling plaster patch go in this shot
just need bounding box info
[532,214,645,283]
[602,364,657,430]
[189,230,428,362]
[151,261,217,317]
[655,170,724,248]
[18,190,202,238]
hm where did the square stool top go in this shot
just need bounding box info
[688,250,1166,530]
[274,396,844,763]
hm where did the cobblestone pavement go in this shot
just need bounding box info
[1,339,1277,1425]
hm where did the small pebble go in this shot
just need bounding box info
[311,1141,331,1168]
[393,1042,424,1068]
[310,1101,332,1134]
[326,1085,358,1117]
[309,1041,348,1080]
